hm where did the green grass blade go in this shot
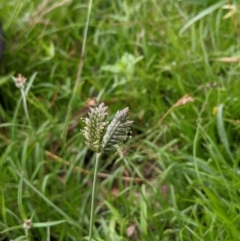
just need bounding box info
[216,104,234,162]
[33,220,66,228]
[15,172,78,227]
[179,1,224,35]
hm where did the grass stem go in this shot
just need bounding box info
[89,152,101,241]
[62,0,94,140]
[20,87,32,127]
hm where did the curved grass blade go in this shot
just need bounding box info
[216,104,233,162]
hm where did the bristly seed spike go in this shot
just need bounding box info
[82,103,133,154]
[82,102,109,153]
[101,106,133,153]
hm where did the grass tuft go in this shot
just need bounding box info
[1,0,240,240]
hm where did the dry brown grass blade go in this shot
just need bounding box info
[173,94,194,107]
[30,0,72,25]
[216,57,240,63]
[45,150,144,183]
[158,94,194,125]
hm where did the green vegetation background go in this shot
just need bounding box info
[1,0,240,240]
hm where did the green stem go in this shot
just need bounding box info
[89,152,101,241]
[25,228,30,241]
[20,87,31,127]
[62,0,94,141]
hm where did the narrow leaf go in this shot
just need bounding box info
[216,104,233,161]
[179,1,224,35]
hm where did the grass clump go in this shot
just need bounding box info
[1,0,240,241]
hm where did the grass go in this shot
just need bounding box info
[1,0,240,240]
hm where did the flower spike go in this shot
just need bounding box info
[101,107,133,152]
[82,103,132,153]
[82,102,108,153]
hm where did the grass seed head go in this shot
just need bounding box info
[14,74,27,88]
[82,102,108,153]
[82,103,133,153]
[102,107,133,152]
